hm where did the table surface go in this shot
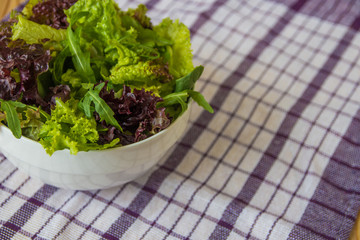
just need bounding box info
[1,0,360,239]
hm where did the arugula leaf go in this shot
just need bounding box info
[159,88,213,117]
[158,91,188,117]
[53,46,71,85]
[175,65,204,92]
[79,83,122,131]
[67,26,96,83]
[160,65,213,116]
[0,100,26,139]
[187,90,214,113]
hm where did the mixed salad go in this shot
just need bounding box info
[0,0,213,155]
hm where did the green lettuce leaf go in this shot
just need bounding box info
[105,40,139,67]
[124,4,152,29]
[110,60,165,86]
[12,15,67,44]
[120,5,172,48]
[65,0,125,45]
[154,18,194,79]
[21,108,44,140]
[61,69,83,88]
[39,98,118,155]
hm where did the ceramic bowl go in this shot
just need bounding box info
[0,106,190,190]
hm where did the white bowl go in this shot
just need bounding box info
[0,106,190,190]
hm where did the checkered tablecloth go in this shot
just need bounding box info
[1,0,360,239]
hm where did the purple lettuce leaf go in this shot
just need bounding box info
[96,83,171,145]
[0,20,55,110]
[30,0,78,29]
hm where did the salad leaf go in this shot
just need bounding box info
[159,65,213,116]
[0,100,26,139]
[159,89,214,116]
[0,100,51,140]
[65,0,125,45]
[12,15,67,44]
[109,60,171,86]
[175,65,204,92]
[120,5,172,48]
[39,98,114,155]
[159,91,188,115]
[0,20,15,40]
[21,108,44,140]
[97,85,170,145]
[52,46,71,85]
[0,112,5,122]
[22,0,41,18]
[29,0,77,29]
[60,69,82,88]
[106,41,140,67]
[79,83,122,131]
[0,37,52,107]
[66,26,96,83]
[48,84,71,106]
[154,18,194,79]
[27,105,50,120]
[124,4,152,29]
[188,90,214,113]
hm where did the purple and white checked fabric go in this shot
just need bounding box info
[1,0,360,239]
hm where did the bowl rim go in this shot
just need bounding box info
[0,103,191,154]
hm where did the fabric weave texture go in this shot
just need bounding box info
[0,0,360,239]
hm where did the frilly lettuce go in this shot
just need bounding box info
[61,69,83,88]
[105,41,140,67]
[20,108,44,140]
[39,98,119,155]
[109,60,170,86]
[65,0,125,46]
[124,4,152,29]
[154,18,194,79]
